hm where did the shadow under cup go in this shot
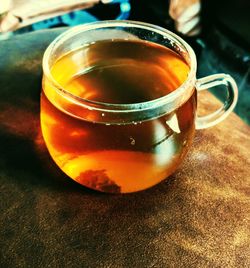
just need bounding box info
[41,21,237,193]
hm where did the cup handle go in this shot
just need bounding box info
[195,74,238,129]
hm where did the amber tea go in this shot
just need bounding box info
[41,39,196,193]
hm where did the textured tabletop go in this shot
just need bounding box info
[0,29,250,268]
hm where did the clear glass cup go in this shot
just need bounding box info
[41,20,238,193]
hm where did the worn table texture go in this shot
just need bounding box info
[0,29,250,268]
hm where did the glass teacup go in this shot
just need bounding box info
[41,21,238,193]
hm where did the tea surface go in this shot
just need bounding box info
[50,40,189,103]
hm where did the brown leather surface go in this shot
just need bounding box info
[0,29,249,268]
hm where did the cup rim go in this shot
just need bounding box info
[42,20,197,112]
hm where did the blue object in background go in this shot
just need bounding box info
[32,0,130,31]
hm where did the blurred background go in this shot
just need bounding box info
[0,0,249,124]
